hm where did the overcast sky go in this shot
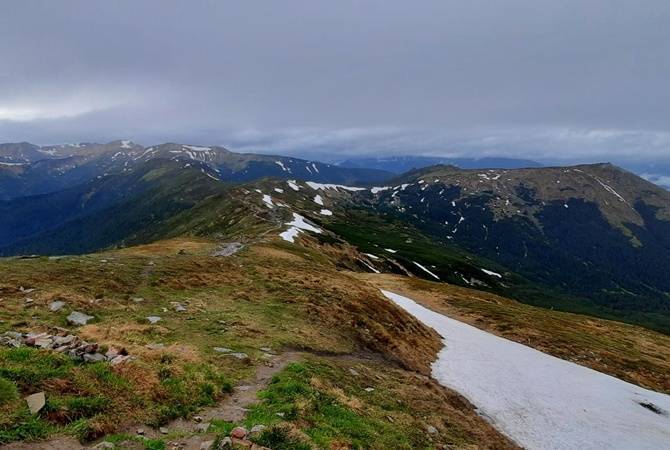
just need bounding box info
[1,1,669,163]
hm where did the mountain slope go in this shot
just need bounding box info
[337,155,542,173]
[0,141,393,200]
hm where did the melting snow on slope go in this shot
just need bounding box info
[287,180,300,191]
[261,194,274,208]
[183,145,211,152]
[319,209,333,216]
[413,261,440,280]
[384,248,397,253]
[371,186,391,194]
[275,160,290,172]
[120,140,132,149]
[314,194,324,205]
[481,268,502,278]
[305,181,365,191]
[279,213,323,243]
[381,290,670,450]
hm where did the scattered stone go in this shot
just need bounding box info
[49,300,66,312]
[83,353,107,363]
[146,316,162,324]
[212,242,244,257]
[1,330,133,365]
[174,303,187,312]
[200,441,214,450]
[67,311,94,326]
[349,368,360,376]
[259,347,273,353]
[230,426,248,439]
[110,355,131,366]
[364,387,375,392]
[93,442,114,449]
[137,428,145,435]
[193,415,203,423]
[426,425,438,434]
[99,259,108,263]
[276,412,285,417]
[159,427,169,434]
[249,424,266,436]
[217,437,232,449]
[25,392,45,414]
[132,297,144,303]
[24,298,34,304]
[195,422,211,433]
[213,347,232,353]
[229,352,249,360]
[19,287,35,293]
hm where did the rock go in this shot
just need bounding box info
[213,347,232,353]
[110,355,131,365]
[349,368,360,376]
[216,437,232,449]
[53,335,77,346]
[259,347,273,353]
[93,442,114,449]
[84,353,107,363]
[24,333,48,346]
[159,427,169,434]
[24,298,34,304]
[229,352,249,360]
[34,337,54,349]
[67,311,94,326]
[230,426,248,439]
[249,424,266,436]
[132,297,144,303]
[175,303,187,312]
[193,415,203,422]
[195,422,210,432]
[426,425,438,434]
[364,387,375,392]
[49,300,66,312]
[25,392,45,414]
[136,428,145,435]
[146,316,162,324]
[200,441,214,450]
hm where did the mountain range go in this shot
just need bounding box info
[1,141,669,334]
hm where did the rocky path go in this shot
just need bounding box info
[0,352,303,450]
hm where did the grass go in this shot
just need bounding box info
[239,358,513,450]
[0,345,232,443]
[0,238,444,444]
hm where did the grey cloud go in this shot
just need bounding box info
[0,0,669,163]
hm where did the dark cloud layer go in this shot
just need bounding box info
[1,1,669,163]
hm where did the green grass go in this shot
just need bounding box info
[0,346,232,444]
[243,361,435,450]
[0,379,18,405]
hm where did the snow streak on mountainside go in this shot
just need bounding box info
[381,290,670,450]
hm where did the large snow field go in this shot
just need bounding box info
[381,290,670,450]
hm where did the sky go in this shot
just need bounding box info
[1,0,669,166]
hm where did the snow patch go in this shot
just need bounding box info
[413,261,440,280]
[279,213,323,243]
[319,209,333,216]
[481,268,502,278]
[306,181,365,192]
[287,180,300,191]
[313,195,324,206]
[381,290,670,450]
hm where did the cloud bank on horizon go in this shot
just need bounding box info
[1,0,668,165]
